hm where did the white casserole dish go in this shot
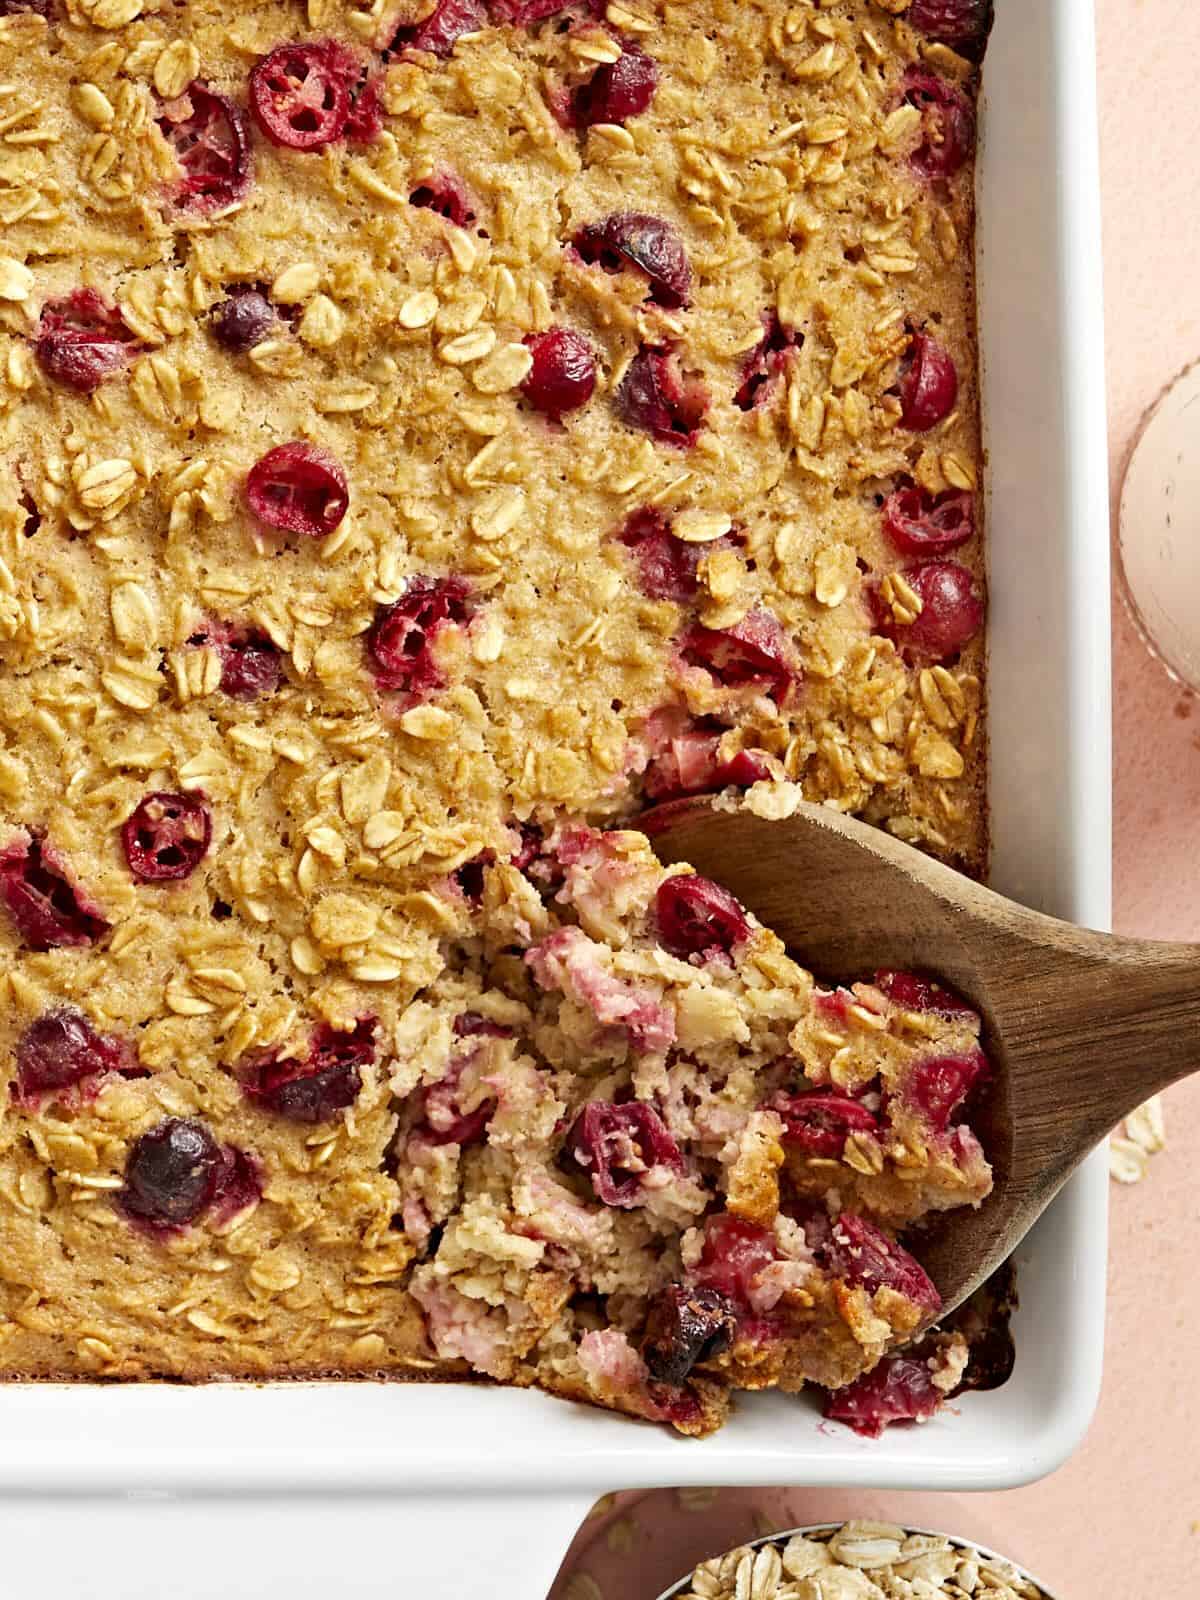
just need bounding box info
[0,3,1111,1593]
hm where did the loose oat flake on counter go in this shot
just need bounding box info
[0,0,992,1434]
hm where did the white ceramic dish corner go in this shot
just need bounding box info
[0,3,1111,1594]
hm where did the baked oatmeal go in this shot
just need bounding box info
[0,0,992,1433]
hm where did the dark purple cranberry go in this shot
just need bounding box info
[245,442,350,538]
[452,1012,512,1039]
[771,1091,881,1160]
[906,0,994,62]
[881,483,974,555]
[388,0,487,57]
[121,1118,223,1228]
[521,327,597,417]
[654,874,751,962]
[680,609,799,704]
[573,213,692,309]
[898,329,958,431]
[901,1047,988,1133]
[190,618,282,700]
[34,290,138,394]
[15,1009,128,1102]
[874,968,978,1021]
[452,850,491,904]
[121,792,212,883]
[642,721,772,802]
[0,832,109,949]
[157,82,251,210]
[734,313,803,411]
[243,1016,376,1123]
[563,1100,683,1208]
[693,1212,778,1311]
[902,69,974,179]
[210,287,276,353]
[816,1212,942,1314]
[250,40,357,149]
[642,1284,737,1386]
[870,560,984,663]
[616,344,709,447]
[366,576,473,699]
[409,168,477,226]
[566,45,659,128]
[823,1354,943,1437]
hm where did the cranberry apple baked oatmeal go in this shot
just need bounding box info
[0,0,991,1434]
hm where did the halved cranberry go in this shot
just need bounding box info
[388,0,487,57]
[250,41,354,150]
[617,344,709,447]
[874,968,977,1021]
[898,330,958,431]
[693,1212,778,1310]
[366,576,473,698]
[642,1284,736,1386]
[210,287,275,352]
[818,1212,942,1313]
[901,1047,988,1133]
[906,0,994,62]
[190,619,282,700]
[772,1091,880,1159]
[243,1016,376,1123]
[643,722,772,802]
[881,483,973,555]
[157,83,251,210]
[824,1354,942,1437]
[734,313,803,411]
[15,1009,128,1102]
[0,833,109,949]
[245,442,349,537]
[902,69,974,179]
[121,1118,223,1228]
[121,792,212,883]
[34,290,138,394]
[567,45,659,128]
[563,1100,683,1208]
[574,213,692,309]
[680,609,798,704]
[409,169,477,226]
[655,873,751,962]
[872,560,983,663]
[521,327,597,418]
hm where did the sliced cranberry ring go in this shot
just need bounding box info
[156,82,251,211]
[250,41,352,150]
[245,442,349,538]
[409,169,477,227]
[366,575,473,699]
[121,792,212,883]
[679,609,799,705]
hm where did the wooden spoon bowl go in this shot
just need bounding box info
[644,795,1196,1321]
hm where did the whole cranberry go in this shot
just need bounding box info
[567,46,659,128]
[906,0,994,62]
[521,327,597,418]
[0,831,109,949]
[122,792,212,882]
[34,290,138,394]
[881,483,973,556]
[243,1016,376,1123]
[771,1090,880,1160]
[898,329,958,431]
[616,344,709,447]
[156,82,251,210]
[563,1100,683,1208]
[388,0,487,57]
[872,560,984,663]
[245,442,349,538]
[15,1009,128,1102]
[573,213,692,309]
[655,874,751,962]
[210,288,275,353]
[642,1284,736,1386]
[902,69,974,179]
[121,1118,223,1228]
[824,1354,943,1437]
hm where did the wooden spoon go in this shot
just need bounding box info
[644,795,1196,1322]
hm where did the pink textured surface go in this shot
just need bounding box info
[549,2,1200,1591]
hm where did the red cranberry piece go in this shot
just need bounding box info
[420,1071,496,1148]
[491,0,585,21]
[643,722,772,802]
[250,41,354,149]
[617,344,709,447]
[618,508,696,603]
[409,168,477,227]
[121,792,212,883]
[872,560,983,663]
[818,1212,942,1314]
[824,1354,942,1437]
[190,619,282,700]
[521,327,597,418]
[121,1118,223,1228]
[874,968,977,1021]
[693,1213,778,1310]
[642,1284,737,1386]
[15,1009,128,1101]
[902,1047,988,1133]
[680,609,799,704]
[771,1091,880,1160]
[389,0,487,57]
[210,287,275,352]
[734,313,803,411]
[452,1011,512,1039]
[881,483,973,555]
[902,69,974,179]
[563,1100,683,1208]
[655,873,751,962]
[509,820,543,872]
[344,72,385,142]
[898,330,958,431]
[906,0,994,62]
[567,45,659,128]
[245,442,349,538]
[0,832,109,949]
[210,1144,262,1223]
[0,0,53,14]
[574,213,692,309]
[367,575,472,698]
[157,82,251,210]
[244,1016,376,1123]
[34,289,138,394]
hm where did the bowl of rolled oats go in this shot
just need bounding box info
[657,1521,1055,1600]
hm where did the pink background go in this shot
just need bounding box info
[550,2,1200,1591]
